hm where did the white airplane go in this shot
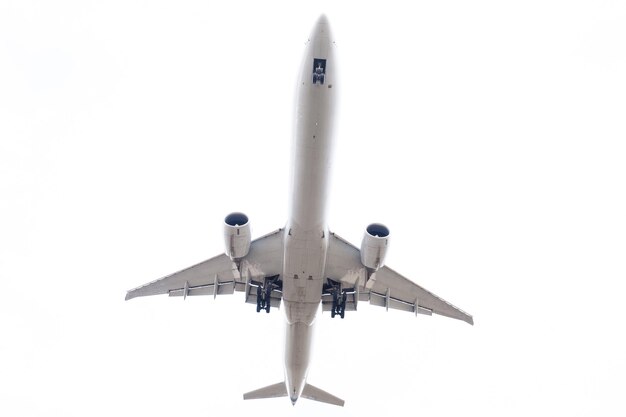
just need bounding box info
[126,15,473,407]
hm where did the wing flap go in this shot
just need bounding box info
[368,266,473,324]
[367,289,433,315]
[168,279,238,297]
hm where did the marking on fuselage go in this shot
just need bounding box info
[312,58,326,85]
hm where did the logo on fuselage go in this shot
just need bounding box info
[312,58,326,85]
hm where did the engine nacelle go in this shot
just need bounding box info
[224,212,251,260]
[360,223,390,271]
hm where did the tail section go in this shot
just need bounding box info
[301,383,345,407]
[243,381,344,407]
[243,381,287,401]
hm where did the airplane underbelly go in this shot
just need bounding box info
[282,229,328,324]
[282,17,335,326]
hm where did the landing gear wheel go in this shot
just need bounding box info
[254,275,282,314]
[329,287,347,319]
[256,285,265,313]
[264,287,272,313]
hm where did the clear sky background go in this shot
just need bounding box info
[1,1,625,416]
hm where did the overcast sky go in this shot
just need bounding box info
[1,1,625,416]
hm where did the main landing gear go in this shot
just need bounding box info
[331,291,347,319]
[255,275,281,313]
[324,279,352,319]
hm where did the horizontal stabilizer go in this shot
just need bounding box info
[301,383,345,407]
[243,382,287,401]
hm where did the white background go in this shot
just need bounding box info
[1,1,625,416]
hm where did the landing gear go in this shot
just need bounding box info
[331,290,347,318]
[255,275,281,313]
[324,279,350,319]
[256,285,271,313]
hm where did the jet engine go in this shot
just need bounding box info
[224,212,251,260]
[360,223,390,271]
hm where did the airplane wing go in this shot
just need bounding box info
[324,232,473,325]
[125,229,285,304]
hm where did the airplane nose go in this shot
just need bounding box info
[306,14,333,58]
[314,14,330,37]
[316,14,329,27]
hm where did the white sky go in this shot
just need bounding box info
[1,1,625,416]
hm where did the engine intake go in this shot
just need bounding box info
[360,223,390,271]
[224,212,251,260]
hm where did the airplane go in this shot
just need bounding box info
[125,14,473,407]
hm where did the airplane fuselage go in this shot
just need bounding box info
[282,16,335,403]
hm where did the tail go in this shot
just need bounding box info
[243,381,287,400]
[301,383,345,406]
[243,381,344,407]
